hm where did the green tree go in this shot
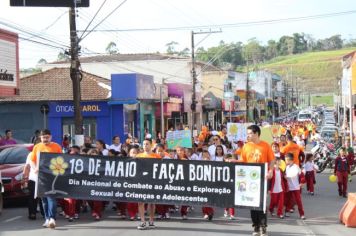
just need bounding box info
[106,41,118,54]
[304,34,316,51]
[243,38,263,64]
[278,36,294,55]
[328,35,343,49]
[265,40,278,60]
[220,42,244,69]
[57,51,69,61]
[166,41,178,54]
[178,47,190,57]
[293,33,308,53]
[37,58,47,65]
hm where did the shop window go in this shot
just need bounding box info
[62,117,97,145]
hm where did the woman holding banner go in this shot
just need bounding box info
[241,125,275,236]
[87,149,104,221]
[127,147,139,221]
[155,144,173,219]
[214,145,236,220]
[175,146,191,220]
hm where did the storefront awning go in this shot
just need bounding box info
[223,111,245,117]
[108,99,138,105]
[203,92,222,110]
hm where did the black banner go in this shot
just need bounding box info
[37,153,267,210]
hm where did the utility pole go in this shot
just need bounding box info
[284,80,288,113]
[191,29,221,135]
[349,76,353,146]
[246,59,250,122]
[295,77,299,108]
[160,78,166,138]
[271,79,275,123]
[291,68,294,110]
[70,6,84,145]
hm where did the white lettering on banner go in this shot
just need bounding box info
[164,184,185,191]
[82,180,111,187]
[123,182,153,189]
[90,190,113,196]
[192,186,231,195]
[152,163,184,183]
[189,164,231,182]
[125,192,155,200]
[88,158,101,176]
[105,161,136,177]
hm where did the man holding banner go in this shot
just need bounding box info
[30,129,62,229]
[136,139,160,230]
[241,125,275,236]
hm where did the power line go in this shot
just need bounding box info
[0,19,69,48]
[80,0,128,41]
[77,10,356,33]
[19,36,65,50]
[79,0,107,40]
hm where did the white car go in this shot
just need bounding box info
[297,112,312,122]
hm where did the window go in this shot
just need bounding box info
[62,117,97,145]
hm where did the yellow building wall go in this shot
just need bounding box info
[353,55,356,95]
[200,71,227,99]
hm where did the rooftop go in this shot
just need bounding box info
[0,68,110,102]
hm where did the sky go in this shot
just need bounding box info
[0,0,355,68]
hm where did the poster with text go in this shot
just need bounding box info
[234,165,267,208]
[227,123,247,142]
[166,130,192,149]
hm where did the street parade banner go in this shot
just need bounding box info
[166,130,192,149]
[36,153,267,211]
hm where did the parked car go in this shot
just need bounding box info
[0,144,33,202]
[320,125,339,134]
[320,129,339,143]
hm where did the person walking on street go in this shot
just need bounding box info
[30,129,62,229]
[136,139,160,230]
[334,147,350,198]
[241,125,275,236]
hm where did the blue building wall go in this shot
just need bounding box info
[109,104,125,144]
[47,101,122,145]
[0,102,44,143]
[111,74,137,101]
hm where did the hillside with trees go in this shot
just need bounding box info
[190,33,356,94]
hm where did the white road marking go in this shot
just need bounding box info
[298,219,317,236]
[2,216,22,223]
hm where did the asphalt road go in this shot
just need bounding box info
[0,168,355,236]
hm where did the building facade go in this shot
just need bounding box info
[0,28,19,97]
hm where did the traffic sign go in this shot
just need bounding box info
[40,104,49,114]
[10,0,89,7]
